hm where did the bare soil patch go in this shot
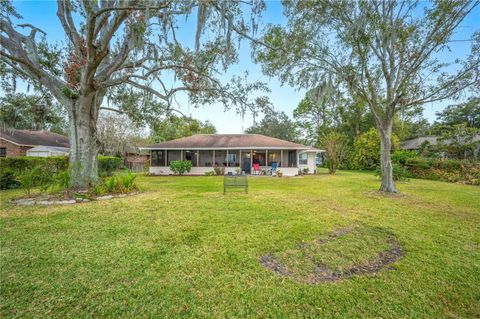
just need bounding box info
[260,226,404,284]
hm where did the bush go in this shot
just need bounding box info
[349,128,399,170]
[374,163,410,181]
[169,160,192,175]
[0,169,19,190]
[404,157,480,185]
[117,172,137,193]
[204,170,216,176]
[391,150,417,166]
[98,156,124,176]
[0,156,123,188]
[213,166,224,175]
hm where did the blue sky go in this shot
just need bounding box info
[8,1,480,134]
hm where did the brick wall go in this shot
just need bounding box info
[0,139,32,157]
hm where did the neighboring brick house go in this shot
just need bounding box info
[0,128,69,158]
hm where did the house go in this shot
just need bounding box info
[400,136,439,150]
[141,134,323,176]
[0,128,69,158]
[401,134,480,159]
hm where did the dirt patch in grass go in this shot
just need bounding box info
[260,226,404,284]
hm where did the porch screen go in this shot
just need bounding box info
[198,150,213,166]
[151,150,165,166]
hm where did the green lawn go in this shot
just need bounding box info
[1,170,479,318]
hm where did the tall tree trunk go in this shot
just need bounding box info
[378,121,397,193]
[67,92,101,189]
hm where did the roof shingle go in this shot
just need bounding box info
[144,134,313,150]
[0,128,69,147]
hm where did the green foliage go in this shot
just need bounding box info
[204,170,216,176]
[0,156,123,189]
[18,167,41,195]
[150,115,216,143]
[320,131,348,174]
[117,172,137,193]
[391,150,418,166]
[405,157,480,185]
[0,93,67,133]
[0,169,19,190]
[436,124,480,160]
[245,109,299,142]
[374,164,410,182]
[103,176,118,193]
[98,156,124,177]
[349,129,399,170]
[169,160,192,175]
[434,97,480,128]
[93,172,138,195]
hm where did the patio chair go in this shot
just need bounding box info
[271,162,278,174]
[252,163,260,175]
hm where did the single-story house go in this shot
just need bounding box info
[141,134,323,176]
[0,128,69,157]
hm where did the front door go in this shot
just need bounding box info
[241,151,251,174]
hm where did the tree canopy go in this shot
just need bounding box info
[245,108,298,142]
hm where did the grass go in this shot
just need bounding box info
[1,169,479,318]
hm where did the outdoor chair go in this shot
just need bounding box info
[223,175,248,194]
[271,162,278,174]
[253,163,260,175]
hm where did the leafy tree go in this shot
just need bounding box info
[350,128,399,170]
[245,108,298,142]
[293,80,337,145]
[319,131,347,174]
[150,115,216,143]
[1,0,268,188]
[97,112,148,156]
[254,0,479,192]
[0,92,67,134]
[437,124,480,160]
[435,97,480,129]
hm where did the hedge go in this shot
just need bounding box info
[405,157,480,185]
[0,156,124,189]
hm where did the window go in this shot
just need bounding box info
[0,147,6,157]
[151,150,165,166]
[299,152,308,165]
[227,150,239,167]
[184,150,198,167]
[198,150,213,166]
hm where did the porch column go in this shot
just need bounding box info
[213,150,215,166]
[265,149,268,169]
[165,149,168,166]
[196,150,199,167]
[280,149,283,167]
[181,149,183,161]
[226,149,229,167]
[239,151,242,171]
[250,149,253,170]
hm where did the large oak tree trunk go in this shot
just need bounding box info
[378,121,397,193]
[67,92,101,189]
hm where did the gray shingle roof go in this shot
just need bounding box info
[143,134,314,150]
[0,128,69,147]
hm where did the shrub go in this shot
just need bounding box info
[303,167,309,174]
[0,169,19,190]
[117,172,137,193]
[404,157,480,185]
[349,128,399,170]
[391,150,417,166]
[204,170,216,176]
[18,167,41,195]
[374,163,410,181]
[320,131,347,174]
[98,156,124,176]
[104,176,118,193]
[213,166,224,176]
[169,160,192,175]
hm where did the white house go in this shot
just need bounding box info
[141,134,323,176]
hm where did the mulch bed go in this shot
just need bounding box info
[260,226,404,284]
